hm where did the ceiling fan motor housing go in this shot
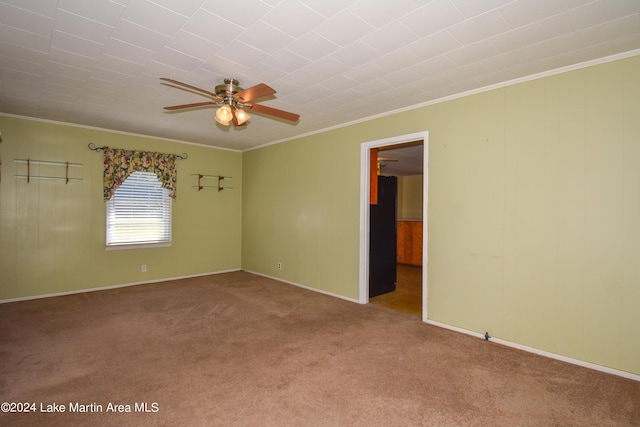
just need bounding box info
[215,79,243,104]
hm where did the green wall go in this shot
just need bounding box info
[398,175,423,219]
[0,116,242,300]
[242,55,640,376]
[242,133,362,299]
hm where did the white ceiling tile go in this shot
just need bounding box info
[0,55,44,76]
[361,21,418,55]
[262,0,325,38]
[498,0,570,29]
[410,56,458,77]
[237,21,295,54]
[57,0,126,27]
[579,14,640,47]
[96,56,144,78]
[121,0,187,35]
[481,47,532,72]
[447,10,510,45]
[567,35,640,63]
[50,30,104,59]
[540,2,605,38]
[608,33,640,52]
[262,49,310,72]
[103,38,155,65]
[406,30,462,60]
[443,61,491,83]
[300,0,355,18]
[286,31,339,61]
[166,30,222,61]
[38,98,75,115]
[351,79,394,97]
[0,3,53,37]
[446,40,500,66]
[378,81,422,101]
[112,20,170,52]
[305,56,348,79]
[44,71,83,88]
[183,9,244,45]
[200,54,249,78]
[0,0,57,17]
[599,0,640,18]
[527,32,585,61]
[348,0,419,28]
[202,0,272,28]
[413,73,455,92]
[372,48,422,74]
[489,22,547,53]
[330,41,380,68]
[0,25,49,53]
[0,40,48,64]
[401,0,466,38]
[239,62,288,84]
[379,67,423,89]
[45,59,93,80]
[149,0,206,17]
[87,76,127,93]
[216,40,269,67]
[41,84,79,100]
[342,62,386,83]
[312,10,375,47]
[0,97,38,115]
[154,46,206,72]
[275,69,324,90]
[0,70,43,89]
[54,10,114,45]
[279,91,314,106]
[450,0,513,18]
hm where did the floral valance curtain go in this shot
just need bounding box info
[103,147,178,201]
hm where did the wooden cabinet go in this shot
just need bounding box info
[397,220,423,266]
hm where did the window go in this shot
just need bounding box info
[106,171,172,249]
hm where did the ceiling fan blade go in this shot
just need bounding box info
[247,103,300,122]
[160,77,220,99]
[234,83,276,103]
[163,101,216,110]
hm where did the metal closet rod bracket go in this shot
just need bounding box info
[192,173,233,192]
[13,158,83,183]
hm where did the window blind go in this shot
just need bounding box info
[106,171,172,247]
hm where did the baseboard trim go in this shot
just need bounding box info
[426,320,640,382]
[242,269,360,304]
[0,269,241,304]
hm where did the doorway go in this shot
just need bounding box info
[359,131,429,321]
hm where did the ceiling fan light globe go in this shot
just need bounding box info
[235,109,250,125]
[215,115,230,126]
[216,105,233,122]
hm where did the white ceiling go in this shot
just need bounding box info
[0,0,639,153]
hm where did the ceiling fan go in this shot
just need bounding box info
[160,77,300,127]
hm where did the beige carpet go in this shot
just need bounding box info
[1,271,639,426]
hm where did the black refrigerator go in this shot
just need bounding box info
[369,175,397,298]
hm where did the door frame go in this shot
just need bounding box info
[359,131,429,322]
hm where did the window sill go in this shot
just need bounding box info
[105,242,172,251]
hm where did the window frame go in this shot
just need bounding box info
[105,171,173,250]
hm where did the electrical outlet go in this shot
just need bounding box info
[277,262,282,270]
[141,264,147,273]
